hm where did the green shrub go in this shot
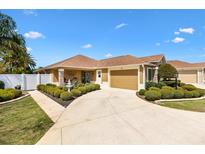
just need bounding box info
[139,89,146,95]
[177,87,184,91]
[0,89,15,102]
[158,82,167,88]
[149,87,160,91]
[46,87,57,96]
[145,82,158,90]
[0,81,5,89]
[58,86,68,91]
[161,86,174,90]
[71,89,82,97]
[94,84,100,90]
[182,84,196,91]
[78,87,87,94]
[162,80,181,87]
[174,90,184,99]
[46,83,57,87]
[160,89,174,99]
[37,84,46,91]
[196,89,205,97]
[60,92,73,101]
[145,90,161,101]
[90,84,96,91]
[14,90,22,98]
[54,89,64,98]
[85,85,92,92]
[184,91,193,98]
[192,90,200,98]
[179,82,186,87]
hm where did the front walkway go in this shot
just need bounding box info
[29,90,65,122]
[37,88,205,144]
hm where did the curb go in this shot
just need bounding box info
[0,93,30,105]
[155,96,205,103]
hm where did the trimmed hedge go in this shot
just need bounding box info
[139,89,146,95]
[143,84,205,101]
[184,91,193,98]
[71,89,82,97]
[160,89,174,99]
[37,83,100,101]
[149,87,160,91]
[78,87,87,94]
[54,89,64,98]
[145,90,161,101]
[173,90,184,99]
[182,84,196,91]
[60,92,73,101]
[0,88,22,102]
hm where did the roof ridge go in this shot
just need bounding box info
[44,54,97,69]
[99,54,137,61]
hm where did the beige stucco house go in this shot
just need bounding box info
[37,54,205,90]
[168,60,205,84]
[37,54,166,90]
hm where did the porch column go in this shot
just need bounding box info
[108,68,111,87]
[58,68,64,86]
[198,68,203,84]
[153,66,159,82]
[142,65,146,86]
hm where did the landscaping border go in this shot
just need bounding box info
[0,93,30,105]
[155,96,205,104]
[39,91,74,107]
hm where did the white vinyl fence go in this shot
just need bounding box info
[0,74,52,90]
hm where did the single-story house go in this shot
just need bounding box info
[168,60,205,84]
[36,54,166,90]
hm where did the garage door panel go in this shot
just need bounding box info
[110,69,138,90]
[178,70,197,83]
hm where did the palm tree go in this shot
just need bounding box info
[0,12,36,73]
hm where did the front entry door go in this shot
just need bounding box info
[96,70,102,84]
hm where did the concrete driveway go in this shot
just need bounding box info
[38,88,205,144]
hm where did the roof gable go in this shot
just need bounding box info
[41,54,165,70]
[168,60,205,69]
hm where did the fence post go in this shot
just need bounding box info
[37,73,41,85]
[21,74,25,90]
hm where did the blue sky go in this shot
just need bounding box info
[2,9,205,67]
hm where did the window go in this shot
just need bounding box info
[147,68,155,81]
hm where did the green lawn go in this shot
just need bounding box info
[0,96,54,145]
[160,99,205,112]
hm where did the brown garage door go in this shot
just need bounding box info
[110,69,138,90]
[178,70,197,83]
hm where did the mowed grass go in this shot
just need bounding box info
[0,96,54,144]
[160,99,205,112]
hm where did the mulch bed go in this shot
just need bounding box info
[41,92,74,108]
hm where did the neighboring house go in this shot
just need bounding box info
[168,60,205,84]
[36,54,165,90]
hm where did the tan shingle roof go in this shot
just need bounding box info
[40,54,164,70]
[168,60,205,69]
[44,55,98,69]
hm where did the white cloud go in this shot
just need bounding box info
[23,10,38,16]
[174,31,180,35]
[26,47,32,52]
[105,53,113,58]
[115,23,128,29]
[24,31,45,39]
[81,44,92,49]
[155,43,160,46]
[172,37,185,43]
[179,27,195,34]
